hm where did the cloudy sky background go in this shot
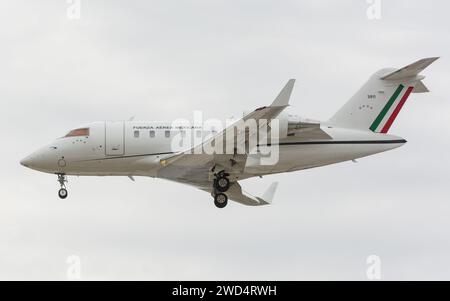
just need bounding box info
[0,0,449,280]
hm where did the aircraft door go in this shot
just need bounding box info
[105,121,125,156]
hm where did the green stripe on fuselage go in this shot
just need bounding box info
[370,85,404,132]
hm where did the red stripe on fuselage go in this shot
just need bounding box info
[381,86,414,134]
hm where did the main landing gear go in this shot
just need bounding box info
[214,171,230,192]
[57,173,68,199]
[214,193,228,209]
[212,171,230,209]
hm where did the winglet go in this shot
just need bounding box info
[271,79,295,107]
[256,182,279,205]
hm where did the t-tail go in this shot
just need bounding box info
[329,57,439,133]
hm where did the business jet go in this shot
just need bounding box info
[20,58,438,208]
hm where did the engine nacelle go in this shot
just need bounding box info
[270,112,317,138]
[241,111,315,139]
[276,112,289,139]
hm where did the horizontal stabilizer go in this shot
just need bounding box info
[413,80,430,93]
[381,57,439,80]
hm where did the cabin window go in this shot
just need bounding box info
[134,130,140,138]
[64,128,90,138]
[165,130,170,138]
[149,130,155,138]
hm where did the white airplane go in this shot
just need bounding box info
[21,58,438,208]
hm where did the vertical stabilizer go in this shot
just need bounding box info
[329,58,438,133]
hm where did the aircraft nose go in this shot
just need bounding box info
[20,146,62,173]
[20,155,33,168]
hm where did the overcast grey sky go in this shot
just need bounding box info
[0,0,449,280]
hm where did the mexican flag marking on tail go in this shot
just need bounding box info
[369,84,414,133]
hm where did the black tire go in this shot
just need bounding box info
[58,188,68,199]
[214,176,230,192]
[214,193,228,209]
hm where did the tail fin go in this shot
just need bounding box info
[329,57,439,133]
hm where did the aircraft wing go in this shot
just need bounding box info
[159,79,296,168]
[156,80,293,206]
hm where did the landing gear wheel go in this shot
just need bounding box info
[214,176,230,193]
[57,173,68,199]
[58,188,68,199]
[214,193,228,209]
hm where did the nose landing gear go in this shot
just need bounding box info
[57,174,68,199]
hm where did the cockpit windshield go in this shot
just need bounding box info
[64,128,90,138]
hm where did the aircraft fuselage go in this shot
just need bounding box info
[20,120,406,180]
